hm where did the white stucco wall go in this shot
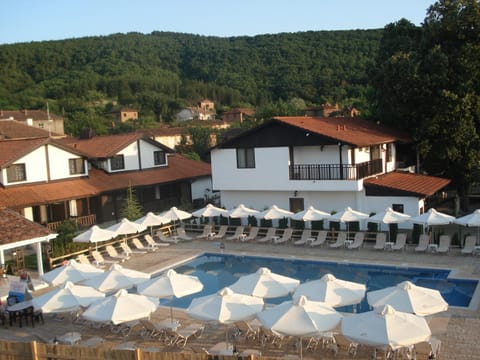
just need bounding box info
[2,146,48,185]
[139,140,168,169]
[48,145,87,180]
[109,141,139,172]
[191,176,212,202]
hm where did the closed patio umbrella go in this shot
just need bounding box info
[192,203,229,218]
[369,208,411,241]
[409,208,455,243]
[228,204,260,218]
[257,205,293,220]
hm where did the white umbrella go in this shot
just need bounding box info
[42,259,104,286]
[341,304,431,350]
[329,207,369,237]
[72,225,116,250]
[192,204,229,218]
[228,204,260,218]
[293,273,366,307]
[82,289,158,325]
[454,209,480,244]
[257,296,342,359]
[257,205,293,220]
[106,217,147,236]
[186,287,264,324]
[82,263,150,293]
[229,267,300,299]
[409,208,455,227]
[160,206,192,222]
[134,212,168,228]
[291,206,330,222]
[369,208,411,241]
[367,280,448,316]
[33,281,105,313]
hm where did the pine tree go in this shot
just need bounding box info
[120,184,143,220]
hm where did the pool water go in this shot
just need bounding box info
[160,253,478,312]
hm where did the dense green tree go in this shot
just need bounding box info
[120,185,143,221]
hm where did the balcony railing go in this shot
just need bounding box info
[46,214,97,231]
[289,159,383,181]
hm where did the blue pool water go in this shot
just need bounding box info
[161,253,478,313]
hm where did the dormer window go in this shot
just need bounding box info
[69,158,85,175]
[111,155,125,170]
[154,150,166,166]
[6,163,26,182]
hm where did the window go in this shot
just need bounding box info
[154,150,166,165]
[111,155,125,170]
[392,204,404,213]
[6,163,26,182]
[236,148,255,168]
[69,158,85,175]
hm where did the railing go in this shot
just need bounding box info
[46,214,97,231]
[289,158,383,181]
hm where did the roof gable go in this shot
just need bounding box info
[0,207,53,245]
[0,119,53,139]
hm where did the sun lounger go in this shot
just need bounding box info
[436,235,451,253]
[226,226,245,241]
[105,245,130,261]
[132,237,156,252]
[331,333,358,357]
[144,234,171,247]
[293,229,312,246]
[373,232,387,250]
[234,321,258,342]
[347,232,365,249]
[176,227,193,241]
[391,233,407,251]
[415,234,430,252]
[309,230,328,247]
[241,227,259,242]
[119,241,146,256]
[155,231,180,244]
[211,225,228,240]
[163,323,205,347]
[139,319,168,339]
[329,231,347,248]
[256,227,276,243]
[91,250,118,266]
[461,235,478,255]
[195,224,213,240]
[273,228,294,244]
[76,253,104,268]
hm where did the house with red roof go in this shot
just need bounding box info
[210,116,450,220]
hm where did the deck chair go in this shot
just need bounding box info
[163,323,204,347]
[293,229,312,246]
[119,241,146,256]
[273,228,294,244]
[331,333,358,357]
[329,231,347,248]
[391,233,407,251]
[415,234,430,252]
[226,226,245,241]
[91,250,118,266]
[310,230,328,247]
[373,232,387,250]
[139,319,167,339]
[461,235,478,254]
[144,234,171,247]
[155,231,180,244]
[175,227,192,241]
[347,232,365,249]
[241,226,259,242]
[194,224,213,240]
[105,245,130,261]
[212,225,229,240]
[234,321,258,342]
[76,253,105,268]
[132,237,156,252]
[436,235,451,253]
[256,227,276,243]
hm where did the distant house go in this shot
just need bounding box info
[175,108,196,122]
[112,108,139,123]
[175,99,216,122]
[222,108,256,123]
[305,103,360,118]
[0,109,65,135]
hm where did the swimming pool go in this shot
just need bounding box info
[161,253,478,312]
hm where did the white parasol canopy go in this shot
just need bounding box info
[341,304,431,350]
[367,280,448,316]
[454,209,480,226]
[329,207,369,223]
[229,267,300,299]
[134,212,168,228]
[369,208,411,225]
[106,217,147,235]
[81,263,150,293]
[186,287,264,324]
[82,289,158,325]
[293,273,366,307]
[257,205,293,220]
[228,204,260,218]
[33,281,105,313]
[136,269,203,298]
[159,206,192,222]
[409,208,455,226]
[291,206,330,222]
[42,259,104,286]
[73,225,116,245]
[192,204,229,218]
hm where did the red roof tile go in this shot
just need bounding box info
[0,138,49,167]
[0,120,53,139]
[364,171,451,197]
[0,109,62,121]
[274,117,412,146]
[0,154,211,208]
[0,207,53,245]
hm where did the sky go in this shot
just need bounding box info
[0,0,436,45]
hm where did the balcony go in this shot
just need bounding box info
[46,214,97,231]
[289,159,383,181]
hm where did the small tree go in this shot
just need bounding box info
[120,185,143,221]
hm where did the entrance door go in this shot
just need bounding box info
[289,198,304,213]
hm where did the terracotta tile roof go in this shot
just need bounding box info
[0,138,49,167]
[0,120,52,139]
[274,117,412,146]
[0,109,63,121]
[0,207,53,245]
[0,154,211,208]
[363,171,451,197]
[58,133,146,158]
[139,126,187,137]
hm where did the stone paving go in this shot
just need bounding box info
[0,238,479,359]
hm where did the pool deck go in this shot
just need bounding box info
[1,239,479,359]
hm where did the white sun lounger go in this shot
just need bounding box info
[309,230,328,247]
[273,228,293,244]
[256,227,276,243]
[241,227,259,242]
[347,232,365,249]
[461,235,478,255]
[415,234,430,252]
[293,229,312,246]
[373,232,387,250]
[226,226,245,241]
[391,233,407,251]
[329,231,347,248]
